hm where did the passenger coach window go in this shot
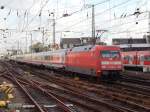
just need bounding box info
[44,56,50,60]
[124,56,129,60]
[101,51,120,58]
[140,56,144,61]
[144,56,150,61]
[124,56,132,61]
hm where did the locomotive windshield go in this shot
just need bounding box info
[101,50,120,58]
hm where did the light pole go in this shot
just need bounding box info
[16,40,20,55]
[38,27,45,46]
[50,12,56,47]
[84,4,95,44]
[25,32,28,53]
[30,32,32,54]
[91,5,95,44]
[147,11,150,44]
[42,27,45,46]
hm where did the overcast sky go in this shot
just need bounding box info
[0,0,149,54]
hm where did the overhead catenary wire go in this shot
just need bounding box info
[20,0,137,34]
[15,0,111,36]
[2,0,150,52]
[23,0,50,31]
[11,0,134,33]
[21,0,110,28]
[21,0,39,31]
[55,0,111,21]
[68,11,148,34]
[0,0,41,36]
[60,0,134,31]
[74,16,149,35]
[101,17,148,30]
[65,12,136,30]
[110,27,149,35]
[0,0,38,11]
[2,0,146,35]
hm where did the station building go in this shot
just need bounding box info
[112,35,150,51]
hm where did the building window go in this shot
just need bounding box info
[83,39,87,43]
[63,44,67,48]
[69,44,73,48]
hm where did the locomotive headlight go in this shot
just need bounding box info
[101,61,109,65]
[102,65,106,68]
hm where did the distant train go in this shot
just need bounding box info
[10,45,122,79]
[122,51,150,72]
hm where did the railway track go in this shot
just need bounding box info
[6,61,150,112]
[122,70,150,80]
[120,73,150,87]
[29,70,150,110]
[115,71,150,96]
[2,61,130,112]
[0,62,77,112]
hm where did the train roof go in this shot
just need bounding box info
[32,49,68,56]
[69,45,120,52]
[69,45,94,52]
[11,49,68,57]
[122,50,150,56]
[11,45,120,57]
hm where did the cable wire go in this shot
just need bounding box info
[60,0,134,31]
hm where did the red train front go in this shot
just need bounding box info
[66,45,122,79]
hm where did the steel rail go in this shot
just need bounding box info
[3,61,150,112]
[17,77,75,112]
[121,75,150,86]
[31,82,75,112]
[30,70,150,112]
[4,69,46,112]
[32,69,150,99]
[3,69,104,112]
[32,79,141,112]
[3,69,75,112]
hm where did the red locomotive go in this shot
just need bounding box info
[10,45,122,79]
[122,51,150,72]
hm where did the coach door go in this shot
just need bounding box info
[140,55,144,65]
[129,55,133,65]
[137,55,140,65]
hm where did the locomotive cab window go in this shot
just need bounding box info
[101,51,120,58]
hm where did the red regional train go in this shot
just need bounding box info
[10,45,122,79]
[122,51,150,72]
